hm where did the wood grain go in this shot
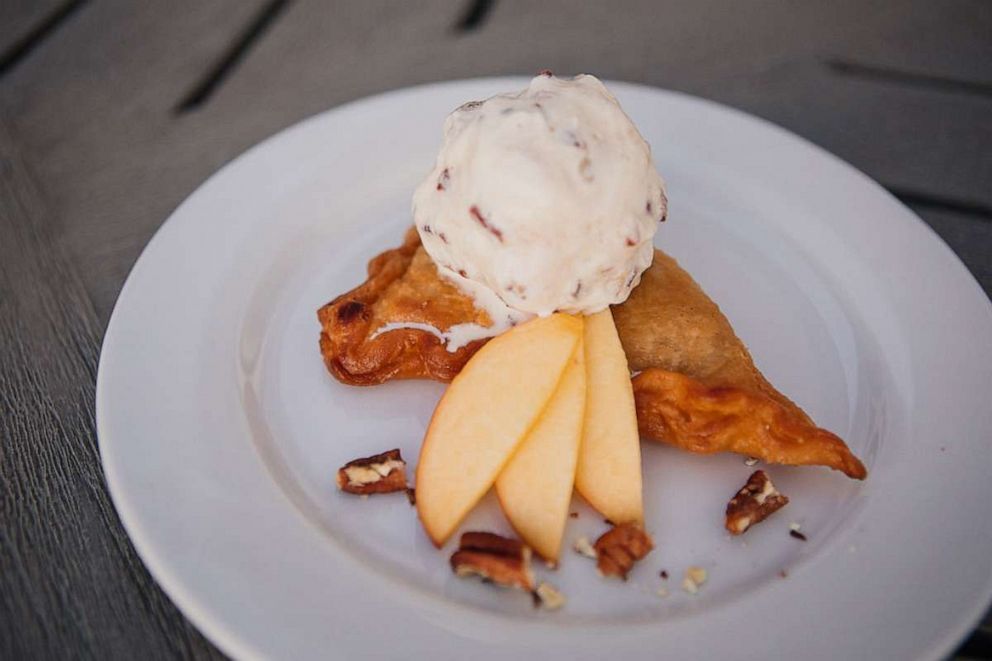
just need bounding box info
[0,121,225,660]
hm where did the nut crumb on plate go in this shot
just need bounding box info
[573,536,597,559]
[593,523,654,580]
[336,449,408,495]
[725,470,789,535]
[450,532,534,591]
[682,566,707,594]
[533,582,566,610]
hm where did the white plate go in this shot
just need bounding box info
[97,78,992,660]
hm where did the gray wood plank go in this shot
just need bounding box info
[0,0,270,323]
[0,0,64,58]
[0,119,227,660]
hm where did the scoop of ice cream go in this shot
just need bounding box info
[412,73,667,317]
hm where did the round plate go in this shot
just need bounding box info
[97,78,992,660]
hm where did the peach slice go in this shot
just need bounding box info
[575,309,644,525]
[496,332,586,563]
[416,314,583,547]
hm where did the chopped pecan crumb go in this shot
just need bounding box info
[450,532,534,591]
[626,237,637,247]
[660,569,668,579]
[682,566,707,594]
[593,523,654,580]
[789,530,808,541]
[569,512,579,519]
[725,470,789,535]
[336,449,407,494]
[405,487,416,506]
[538,69,553,77]
[533,582,566,610]
[573,536,597,559]
[573,537,597,559]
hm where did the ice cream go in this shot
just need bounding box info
[412,73,667,318]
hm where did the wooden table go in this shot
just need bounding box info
[2,1,989,658]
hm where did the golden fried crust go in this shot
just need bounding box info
[613,250,806,418]
[318,231,867,478]
[616,251,865,478]
[317,228,491,385]
[632,370,867,479]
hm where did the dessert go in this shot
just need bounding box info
[319,73,869,610]
[319,232,866,478]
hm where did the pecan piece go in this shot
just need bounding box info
[593,523,654,580]
[450,532,534,591]
[725,470,789,534]
[469,205,504,242]
[336,449,407,495]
